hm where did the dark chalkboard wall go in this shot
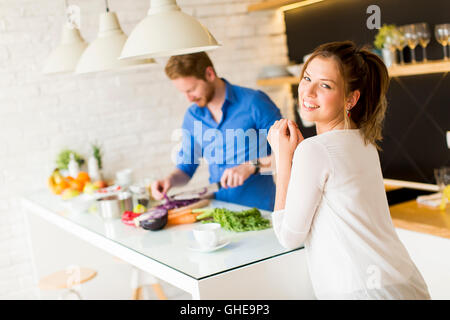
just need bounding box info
[285,0,450,185]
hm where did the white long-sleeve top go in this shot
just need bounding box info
[272,129,431,300]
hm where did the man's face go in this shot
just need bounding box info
[171,76,215,107]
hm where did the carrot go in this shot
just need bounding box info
[168,212,202,225]
[168,208,192,219]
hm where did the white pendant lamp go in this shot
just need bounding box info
[119,0,220,60]
[76,2,155,74]
[43,2,88,74]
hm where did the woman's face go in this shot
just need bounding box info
[298,56,347,132]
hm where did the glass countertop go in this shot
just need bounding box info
[24,190,302,280]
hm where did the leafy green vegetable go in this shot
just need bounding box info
[196,207,271,232]
[56,149,85,170]
[374,24,397,49]
[91,142,103,170]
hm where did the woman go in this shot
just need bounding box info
[267,41,430,300]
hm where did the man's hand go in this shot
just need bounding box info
[220,163,255,189]
[150,178,172,200]
[150,169,191,200]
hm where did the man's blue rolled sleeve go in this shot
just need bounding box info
[251,90,282,157]
[252,90,283,130]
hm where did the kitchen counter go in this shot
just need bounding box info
[390,199,450,240]
[384,182,450,239]
[22,190,315,299]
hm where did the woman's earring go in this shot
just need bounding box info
[346,108,351,118]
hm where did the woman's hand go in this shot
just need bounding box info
[268,119,304,164]
[268,120,303,211]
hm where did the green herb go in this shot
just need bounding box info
[56,149,85,170]
[196,207,271,232]
[91,142,103,169]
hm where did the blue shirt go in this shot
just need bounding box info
[176,79,282,211]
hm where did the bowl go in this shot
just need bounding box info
[96,192,132,220]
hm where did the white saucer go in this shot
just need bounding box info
[188,240,231,253]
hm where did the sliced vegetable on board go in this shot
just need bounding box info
[124,195,211,230]
[165,199,210,225]
[167,199,210,215]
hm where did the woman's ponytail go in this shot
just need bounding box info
[302,41,390,149]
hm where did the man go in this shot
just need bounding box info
[150,52,281,211]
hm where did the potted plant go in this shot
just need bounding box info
[56,149,85,176]
[374,24,398,67]
[88,142,104,182]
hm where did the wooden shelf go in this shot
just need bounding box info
[248,0,323,12]
[256,76,300,86]
[257,60,450,86]
[388,59,450,77]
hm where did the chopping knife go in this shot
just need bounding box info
[169,182,221,200]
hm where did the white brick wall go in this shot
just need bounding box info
[0,0,292,299]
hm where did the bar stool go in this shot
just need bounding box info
[130,266,168,300]
[38,267,97,300]
[113,256,167,300]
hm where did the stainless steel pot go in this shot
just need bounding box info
[96,192,132,219]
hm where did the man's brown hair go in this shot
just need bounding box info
[165,52,216,81]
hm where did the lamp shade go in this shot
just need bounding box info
[43,24,88,74]
[76,12,155,74]
[119,0,220,60]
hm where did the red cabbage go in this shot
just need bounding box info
[157,194,201,211]
[139,208,168,231]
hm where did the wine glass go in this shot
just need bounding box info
[415,23,430,62]
[393,27,407,65]
[434,166,450,193]
[435,24,450,60]
[403,24,419,63]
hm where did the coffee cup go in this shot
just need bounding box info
[192,223,221,249]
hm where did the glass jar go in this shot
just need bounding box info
[129,184,150,209]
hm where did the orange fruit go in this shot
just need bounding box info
[76,171,90,184]
[69,179,84,192]
[58,179,70,191]
[93,180,107,188]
